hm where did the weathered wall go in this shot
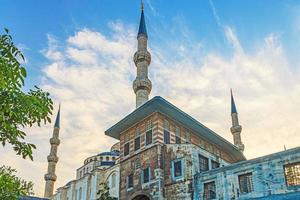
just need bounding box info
[52,164,120,200]
[194,147,300,200]
[118,110,237,200]
[120,145,164,200]
[163,144,230,200]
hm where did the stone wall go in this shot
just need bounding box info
[163,144,230,200]
[194,147,300,200]
[119,145,164,200]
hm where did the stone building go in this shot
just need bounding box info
[51,144,120,200]
[46,3,300,200]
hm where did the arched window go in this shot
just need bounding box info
[111,173,116,188]
[78,187,82,200]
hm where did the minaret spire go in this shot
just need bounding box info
[44,105,61,198]
[133,2,152,108]
[230,90,245,152]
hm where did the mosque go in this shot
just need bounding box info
[43,4,300,200]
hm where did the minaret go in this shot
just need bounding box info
[44,105,61,198]
[133,2,152,108]
[230,90,245,152]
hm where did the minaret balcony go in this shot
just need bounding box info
[133,78,152,93]
[44,173,57,181]
[231,125,242,133]
[47,155,59,163]
[134,50,151,65]
[50,138,60,145]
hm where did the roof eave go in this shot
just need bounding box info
[104,96,245,161]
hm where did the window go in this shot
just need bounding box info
[284,162,300,186]
[112,157,115,161]
[175,126,181,144]
[75,190,78,200]
[146,120,152,130]
[106,156,109,161]
[127,174,133,189]
[134,136,140,151]
[135,158,141,170]
[78,187,82,200]
[163,120,170,144]
[172,159,184,180]
[145,129,152,146]
[100,157,103,161]
[111,173,116,188]
[186,132,191,143]
[239,173,254,194]
[203,181,216,200]
[142,167,150,184]
[199,155,209,172]
[124,142,130,156]
[211,160,220,169]
[164,130,170,144]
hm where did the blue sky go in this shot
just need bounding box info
[2,0,300,88]
[1,0,300,196]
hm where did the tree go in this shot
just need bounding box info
[0,29,53,160]
[0,165,34,200]
[97,182,117,200]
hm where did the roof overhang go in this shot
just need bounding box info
[105,96,246,161]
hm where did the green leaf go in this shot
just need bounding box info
[0,29,53,160]
[20,67,27,78]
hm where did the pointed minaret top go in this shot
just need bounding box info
[231,89,237,114]
[138,1,147,38]
[54,104,60,128]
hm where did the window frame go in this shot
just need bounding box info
[145,129,153,146]
[175,126,181,144]
[124,142,130,157]
[211,160,220,169]
[238,172,254,194]
[142,167,151,184]
[172,158,184,181]
[164,129,170,144]
[199,154,209,172]
[127,174,134,190]
[284,161,300,187]
[134,136,141,151]
[111,173,116,188]
[203,181,216,200]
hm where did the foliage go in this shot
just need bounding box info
[0,29,53,160]
[97,182,117,200]
[0,165,34,200]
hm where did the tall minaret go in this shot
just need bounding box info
[44,105,61,198]
[133,2,152,108]
[230,90,245,152]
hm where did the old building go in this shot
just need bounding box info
[51,144,120,200]
[47,3,300,200]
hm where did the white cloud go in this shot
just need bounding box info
[1,18,300,197]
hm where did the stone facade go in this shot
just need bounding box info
[163,144,230,200]
[117,111,245,200]
[194,147,300,200]
[52,147,120,200]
